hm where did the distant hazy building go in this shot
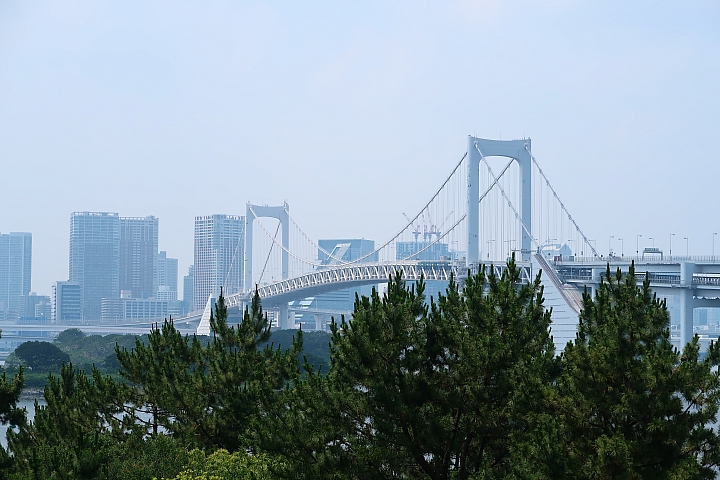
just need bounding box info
[101,296,169,322]
[183,265,194,313]
[119,216,158,299]
[300,239,377,319]
[52,281,82,323]
[318,239,377,266]
[395,240,455,304]
[20,293,51,321]
[395,241,450,261]
[155,251,178,300]
[193,215,244,311]
[0,232,32,321]
[69,212,120,321]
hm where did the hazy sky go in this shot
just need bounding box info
[1,1,719,296]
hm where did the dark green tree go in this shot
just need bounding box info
[116,290,303,451]
[14,340,70,371]
[55,328,87,344]
[0,329,25,477]
[553,263,720,478]
[7,362,141,479]
[262,257,557,479]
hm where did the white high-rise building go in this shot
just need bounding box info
[193,215,244,311]
[0,232,32,320]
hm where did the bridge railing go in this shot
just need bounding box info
[560,271,681,285]
[554,255,720,264]
[558,270,720,287]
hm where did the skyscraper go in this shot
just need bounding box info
[155,251,178,302]
[69,212,120,321]
[0,232,32,321]
[193,215,244,311]
[119,216,158,299]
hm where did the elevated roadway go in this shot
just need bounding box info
[553,256,720,346]
[224,260,533,309]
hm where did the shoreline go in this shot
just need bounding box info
[20,388,44,399]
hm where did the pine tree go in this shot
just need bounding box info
[263,256,556,479]
[553,263,720,478]
[0,329,24,477]
[7,363,135,479]
[116,290,303,451]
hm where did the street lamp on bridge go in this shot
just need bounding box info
[609,235,614,256]
[714,233,717,260]
[670,233,675,258]
[684,237,689,257]
[636,234,642,258]
[618,238,624,257]
[486,240,495,259]
[649,237,654,247]
[503,239,516,257]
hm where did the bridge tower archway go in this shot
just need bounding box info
[467,137,532,264]
[244,202,290,292]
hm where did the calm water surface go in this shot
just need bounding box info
[0,396,44,449]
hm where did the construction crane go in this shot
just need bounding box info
[424,212,440,241]
[403,213,422,242]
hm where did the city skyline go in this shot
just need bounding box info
[1,2,719,295]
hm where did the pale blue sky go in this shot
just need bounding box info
[1,1,718,295]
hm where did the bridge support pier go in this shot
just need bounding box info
[679,262,696,348]
[591,268,603,298]
[314,313,324,331]
[278,305,295,330]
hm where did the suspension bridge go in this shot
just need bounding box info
[194,135,719,350]
[191,136,592,346]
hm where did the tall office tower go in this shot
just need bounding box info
[193,215,244,311]
[119,216,158,299]
[0,232,32,321]
[70,212,120,321]
[52,281,82,323]
[155,251,178,302]
[183,265,194,312]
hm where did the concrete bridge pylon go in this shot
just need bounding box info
[244,202,291,328]
[467,137,532,264]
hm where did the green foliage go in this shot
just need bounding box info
[7,362,189,480]
[0,362,24,475]
[13,341,70,371]
[551,263,720,479]
[8,363,131,478]
[5,261,720,479]
[261,329,331,372]
[116,291,303,451]
[172,449,279,480]
[54,332,145,373]
[55,328,87,344]
[262,257,557,479]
